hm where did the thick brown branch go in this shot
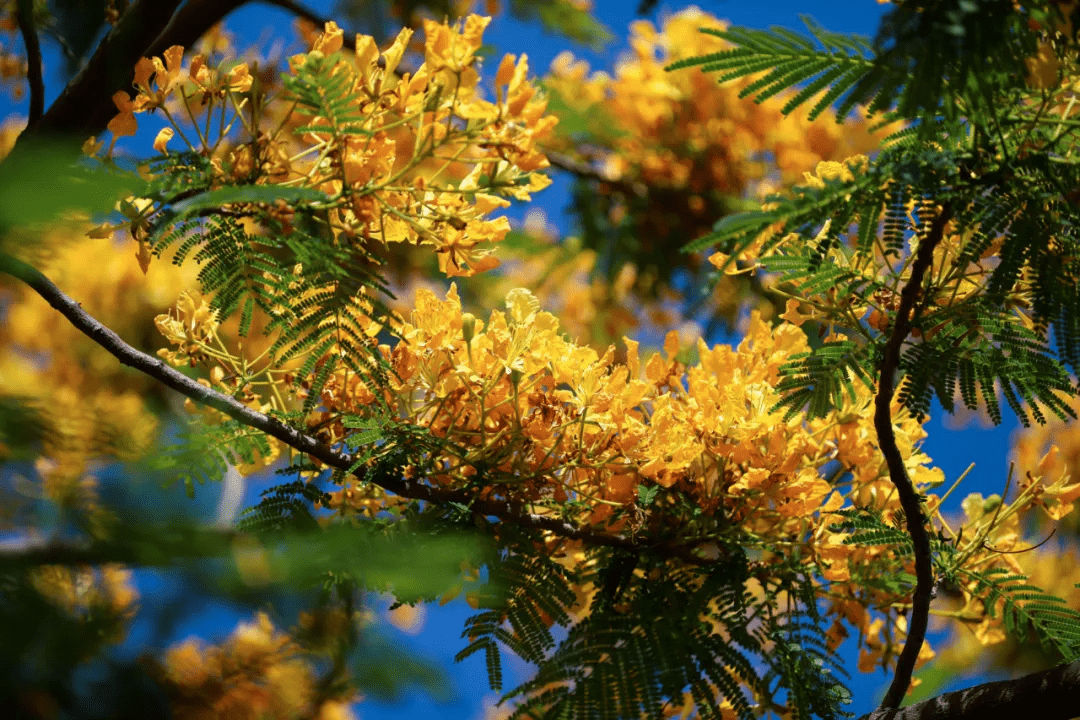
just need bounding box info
[12,0,255,152]
[859,659,1080,720]
[140,0,250,67]
[256,0,357,51]
[877,203,953,709]
[15,0,186,145]
[15,0,43,126]
[0,251,709,565]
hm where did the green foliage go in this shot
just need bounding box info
[237,477,327,534]
[828,508,1080,662]
[772,340,876,420]
[152,418,274,499]
[675,0,1080,423]
[499,550,767,720]
[341,413,448,485]
[456,553,576,694]
[668,1,1050,127]
[761,614,852,720]
[0,140,139,243]
[897,308,1076,426]
[0,395,46,460]
[828,508,915,552]
[666,18,885,122]
[689,126,1080,425]
[454,542,852,720]
[962,567,1080,661]
[284,50,372,137]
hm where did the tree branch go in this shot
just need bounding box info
[876,203,953,709]
[0,251,714,566]
[15,0,44,126]
[11,0,256,152]
[0,528,236,567]
[14,0,185,145]
[140,0,250,65]
[256,0,356,50]
[545,149,648,197]
[859,659,1080,720]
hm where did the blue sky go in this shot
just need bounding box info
[0,1,1038,717]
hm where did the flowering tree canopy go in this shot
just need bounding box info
[2,1,1080,719]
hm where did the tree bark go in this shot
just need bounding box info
[859,659,1080,720]
[875,204,953,708]
[14,0,247,145]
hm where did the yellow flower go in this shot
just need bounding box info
[779,298,816,327]
[152,127,173,155]
[424,15,491,74]
[506,287,541,325]
[155,290,220,362]
[312,20,344,54]
[133,45,185,110]
[163,638,214,687]
[817,533,853,582]
[107,91,138,139]
[226,63,253,92]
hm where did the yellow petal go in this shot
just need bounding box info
[506,288,540,325]
[226,64,252,92]
[314,21,344,54]
[494,53,516,89]
[162,45,185,79]
[133,57,155,89]
[382,27,413,77]
[153,127,174,155]
[107,92,137,137]
[663,329,679,360]
[135,240,152,274]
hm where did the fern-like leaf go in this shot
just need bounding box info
[772,340,876,420]
[964,567,1080,660]
[666,17,892,122]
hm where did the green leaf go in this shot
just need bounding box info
[637,484,659,507]
[0,140,140,236]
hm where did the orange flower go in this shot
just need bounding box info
[107,91,138,138]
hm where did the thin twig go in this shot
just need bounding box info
[545,149,648,197]
[876,202,953,709]
[0,251,713,566]
[15,0,44,126]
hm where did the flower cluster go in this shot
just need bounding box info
[30,563,138,643]
[149,612,357,720]
[285,280,1078,678]
[106,17,555,279]
[543,8,896,216]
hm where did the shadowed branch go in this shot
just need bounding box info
[876,203,953,709]
[859,659,1080,720]
[0,251,717,567]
